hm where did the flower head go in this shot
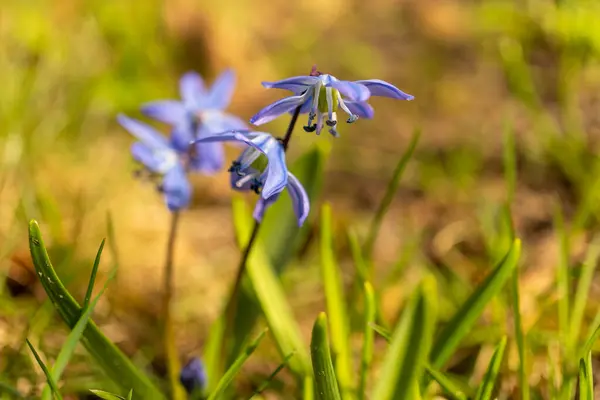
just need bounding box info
[118,114,191,211]
[250,70,414,137]
[180,358,207,395]
[141,70,247,173]
[194,130,310,226]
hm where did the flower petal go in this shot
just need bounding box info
[250,94,308,125]
[286,172,310,226]
[330,80,370,101]
[205,69,236,110]
[344,101,375,119]
[118,114,169,149]
[201,110,248,134]
[141,101,187,125]
[262,76,320,94]
[162,164,192,211]
[180,358,207,395]
[180,72,206,109]
[189,126,224,173]
[131,142,178,174]
[354,79,414,100]
[170,119,195,153]
[192,129,255,145]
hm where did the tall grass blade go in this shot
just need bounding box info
[83,239,104,310]
[363,128,420,259]
[250,351,296,399]
[578,351,594,400]
[320,204,353,396]
[474,337,507,400]
[358,282,376,400]
[231,199,311,376]
[26,340,63,400]
[89,390,127,400]
[511,268,529,400]
[424,365,468,400]
[369,323,391,342]
[310,313,342,400]
[28,221,165,399]
[553,206,570,348]
[207,328,268,400]
[372,276,437,400]
[430,239,521,368]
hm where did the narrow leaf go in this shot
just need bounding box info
[369,323,391,342]
[364,128,420,259]
[28,221,165,399]
[358,282,376,400]
[207,328,268,400]
[26,340,63,400]
[424,365,468,400]
[320,204,353,396]
[89,390,126,400]
[372,276,437,400]
[578,351,594,400]
[474,337,507,400]
[310,313,342,400]
[554,206,570,349]
[83,239,105,310]
[431,239,521,368]
[303,375,314,400]
[250,351,296,398]
[511,268,529,400]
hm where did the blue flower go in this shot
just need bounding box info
[180,358,207,395]
[194,130,310,226]
[141,70,247,173]
[250,73,414,137]
[117,114,191,211]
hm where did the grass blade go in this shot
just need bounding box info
[320,204,353,396]
[578,351,594,400]
[28,221,165,399]
[369,323,391,342]
[372,276,437,400]
[424,365,468,400]
[570,235,600,351]
[364,128,420,259]
[474,337,507,400]
[203,316,225,393]
[358,282,376,400]
[89,390,126,400]
[310,312,342,400]
[511,267,529,400]
[127,390,133,400]
[303,375,314,400]
[207,328,268,400]
[553,207,570,348]
[231,199,311,376]
[250,351,296,398]
[26,340,63,400]
[83,239,104,310]
[431,239,521,368]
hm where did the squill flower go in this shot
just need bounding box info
[142,70,247,173]
[250,71,414,137]
[180,358,207,395]
[194,130,310,226]
[118,114,191,211]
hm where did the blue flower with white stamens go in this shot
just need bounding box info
[250,72,414,137]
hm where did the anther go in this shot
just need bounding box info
[328,127,340,138]
[304,124,317,132]
[346,114,359,123]
[326,120,337,127]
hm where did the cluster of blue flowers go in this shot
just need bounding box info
[119,67,413,226]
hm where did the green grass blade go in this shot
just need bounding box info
[207,328,268,400]
[319,204,353,396]
[28,221,165,399]
[358,282,376,400]
[26,340,63,400]
[42,242,113,400]
[553,206,570,348]
[369,323,391,342]
[229,145,328,362]
[431,239,521,368]
[250,351,296,399]
[424,365,468,400]
[310,312,342,400]
[511,268,529,400]
[364,128,420,259]
[83,239,104,310]
[303,375,314,400]
[89,390,126,400]
[578,351,594,400]
[126,390,133,400]
[231,199,311,376]
[474,337,507,400]
[571,235,600,351]
[503,117,516,205]
[203,315,225,393]
[372,276,437,400]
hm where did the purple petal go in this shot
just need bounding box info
[205,69,236,110]
[345,101,375,119]
[170,119,195,153]
[141,101,187,125]
[286,173,310,226]
[250,94,307,126]
[262,76,320,94]
[201,110,248,134]
[330,80,370,101]
[189,126,224,173]
[252,196,278,222]
[354,79,414,100]
[162,164,192,211]
[118,114,169,149]
[131,142,178,174]
[192,130,255,145]
[180,72,206,109]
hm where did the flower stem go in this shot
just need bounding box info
[222,105,302,361]
[163,211,186,400]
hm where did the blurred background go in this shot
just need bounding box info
[3,0,600,398]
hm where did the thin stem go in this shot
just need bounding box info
[163,211,185,400]
[282,106,302,151]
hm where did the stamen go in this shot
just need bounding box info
[304,111,317,132]
[336,92,358,123]
[328,127,340,138]
[326,87,334,122]
[347,114,359,123]
[235,173,256,188]
[326,111,338,127]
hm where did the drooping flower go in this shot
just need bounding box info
[250,72,414,137]
[141,70,247,173]
[194,130,310,226]
[180,358,207,395]
[118,114,191,211]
